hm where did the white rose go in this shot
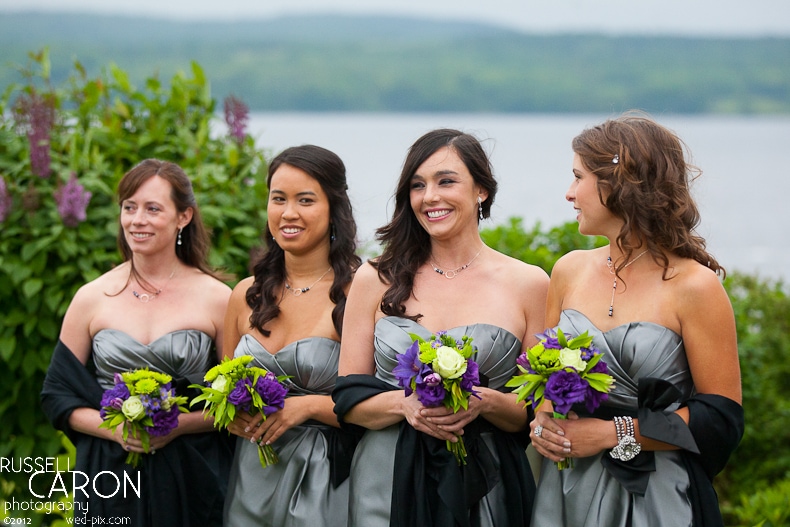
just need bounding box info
[121,396,146,421]
[211,374,229,393]
[559,348,587,371]
[433,346,467,379]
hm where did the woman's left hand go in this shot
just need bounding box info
[423,394,483,436]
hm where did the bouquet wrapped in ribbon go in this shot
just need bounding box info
[506,328,615,469]
[99,369,189,467]
[393,331,481,465]
[190,355,288,468]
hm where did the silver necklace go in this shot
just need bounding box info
[284,267,332,297]
[606,250,648,317]
[431,248,482,279]
[132,267,176,303]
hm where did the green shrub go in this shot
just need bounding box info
[724,477,790,527]
[480,216,607,275]
[0,49,267,522]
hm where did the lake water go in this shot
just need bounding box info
[247,113,790,282]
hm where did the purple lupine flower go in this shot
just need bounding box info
[148,407,180,437]
[223,95,249,144]
[544,370,588,415]
[255,374,288,416]
[393,340,421,395]
[0,178,12,223]
[54,173,92,227]
[16,92,56,178]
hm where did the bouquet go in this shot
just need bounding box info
[505,328,615,469]
[393,331,481,465]
[190,355,289,468]
[99,369,189,467]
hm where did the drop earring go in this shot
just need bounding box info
[177,228,182,246]
[330,224,336,243]
[477,196,483,221]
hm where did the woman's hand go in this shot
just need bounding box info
[530,411,618,462]
[400,393,461,442]
[530,411,573,463]
[246,397,313,446]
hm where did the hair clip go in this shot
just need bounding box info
[612,154,620,164]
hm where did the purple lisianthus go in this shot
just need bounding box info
[393,340,421,395]
[544,370,589,415]
[100,383,130,408]
[460,359,480,393]
[148,407,180,437]
[255,373,288,416]
[415,371,447,407]
[516,352,531,372]
[228,378,253,412]
[54,173,92,227]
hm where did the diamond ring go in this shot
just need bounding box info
[534,425,544,438]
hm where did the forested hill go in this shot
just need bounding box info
[2,12,789,114]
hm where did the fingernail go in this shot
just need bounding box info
[556,430,565,436]
[563,441,571,448]
[244,427,250,433]
[564,447,572,453]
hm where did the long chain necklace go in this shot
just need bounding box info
[132,267,177,303]
[606,250,648,317]
[431,248,482,279]
[284,267,332,297]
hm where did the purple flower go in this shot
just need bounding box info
[584,386,609,414]
[516,352,530,371]
[393,340,421,395]
[101,383,130,408]
[228,378,253,412]
[223,95,249,144]
[255,374,288,416]
[535,329,562,350]
[415,371,447,407]
[460,360,480,392]
[15,92,56,178]
[54,173,92,227]
[0,178,11,222]
[544,370,588,415]
[423,372,442,386]
[148,407,180,437]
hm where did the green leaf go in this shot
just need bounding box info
[22,278,44,298]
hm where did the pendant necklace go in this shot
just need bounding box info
[132,267,177,303]
[607,250,648,317]
[285,267,332,297]
[431,248,482,279]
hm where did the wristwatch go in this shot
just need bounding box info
[610,415,642,462]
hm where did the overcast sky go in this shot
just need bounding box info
[3,0,790,36]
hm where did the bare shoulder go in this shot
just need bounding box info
[489,249,549,288]
[351,260,387,290]
[671,258,729,305]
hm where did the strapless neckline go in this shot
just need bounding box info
[93,328,213,347]
[563,309,681,339]
[239,333,340,356]
[377,316,521,343]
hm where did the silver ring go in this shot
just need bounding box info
[533,425,544,438]
[151,449,156,455]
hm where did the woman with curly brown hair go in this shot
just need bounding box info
[530,113,744,526]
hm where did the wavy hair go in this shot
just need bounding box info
[572,112,724,279]
[245,145,361,337]
[114,159,221,294]
[374,128,497,320]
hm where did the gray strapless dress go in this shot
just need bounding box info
[532,309,695,527]
[348,316,526,527]
[224,335,349,527]
[93,329,216,389]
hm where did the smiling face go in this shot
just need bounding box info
[267,163,331,256]
[567,153,619,237]
[408,146,487,241]
[120,175,192,257]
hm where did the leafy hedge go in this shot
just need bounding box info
[0,49,268,517]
